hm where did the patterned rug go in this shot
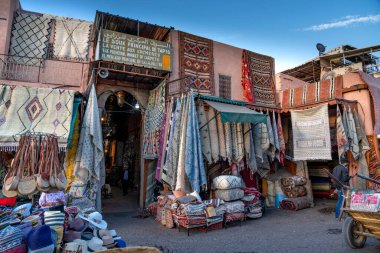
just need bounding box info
[0,84,74,150]
[243,50,276,106]
[283,76,343,108]
[179,32,214,94]
[53,17,91,61]
[290,104,331,161]
[9,12,51,66]
[143,80,166,159]
[367,136,380,190]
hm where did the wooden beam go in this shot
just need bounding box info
[342,84,368,93]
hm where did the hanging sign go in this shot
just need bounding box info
[99,29,172,71]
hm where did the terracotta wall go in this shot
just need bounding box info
[213,41,244,101]
[0,0,19,55]
[275,73,309,107]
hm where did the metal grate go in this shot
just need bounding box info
[219,74,231,99]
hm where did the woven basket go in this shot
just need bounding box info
[100,247,162,253]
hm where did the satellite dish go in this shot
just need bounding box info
[316,43,326,55]
[98,68,109,78]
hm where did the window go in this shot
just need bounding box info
[219,74,231,99]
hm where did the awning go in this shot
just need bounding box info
[205,100,267,124]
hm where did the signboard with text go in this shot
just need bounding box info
[99,29,172,71]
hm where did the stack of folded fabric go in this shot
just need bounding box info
[213,175,245,224]
[175,202,206,229]
[308,166,332,198]
[203,199,224,229]
[242,188,263,219]
[280,176,312,211]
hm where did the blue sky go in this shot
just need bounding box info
[21,0,380,72]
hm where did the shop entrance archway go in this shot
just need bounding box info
[98,89,145,213]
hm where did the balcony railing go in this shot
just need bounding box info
[0,54,90,89]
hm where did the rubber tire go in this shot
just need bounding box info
[343,217,367,249]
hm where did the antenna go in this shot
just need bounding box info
[316,43,326,56]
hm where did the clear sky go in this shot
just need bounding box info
[21,0,380,72]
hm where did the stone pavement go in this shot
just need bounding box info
[103,188,380,253]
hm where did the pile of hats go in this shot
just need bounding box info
[213,175,245,224]
[242,187,263,219]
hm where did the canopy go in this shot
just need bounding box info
[205,100,268,124]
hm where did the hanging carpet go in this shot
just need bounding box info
[336,106,349,163]
[206,108,220,163]
[197,103,212,164]
[0,84,74,150]
[290,104,331,161]
[142,80,166,159]
[367,136,380,190]
[179,32,214,94]
[9,12,51,66]
[243,50,276,106]
[53,17,91,61]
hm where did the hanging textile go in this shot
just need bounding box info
[277,113,286,165]
[0,84,75,150]
[206,108,220,163]
[9,12,51,65]
[145,160,157,206]
[247,124,258,173]
[272,111,280,161]
[243,50,276,106]
[197,103,212,164]
[224,123,233,163]
[367,136,380,189]
[67,97,82,149]
[290,104,331,161]
[353,109,370,152]
[179,32,214,94]
[143,80,166,159]
[336,106,349,163]
[243,124,250,157]
[266,112,276,161]
[185,92,207,192]
[216,114,227,161]
[53,17,91,61]
[65,113,80,189]
[176,96,191,192]
[347,107,360,160]
[74,84,105,184]
[236,123,244,163]
[162,98,182,187]
[231,123,238,162]
[253,123,267,162]
[160,99,177,182]
[156,99,173,181]
[241,51,254,102]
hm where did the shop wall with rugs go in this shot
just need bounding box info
[0,83,128,252]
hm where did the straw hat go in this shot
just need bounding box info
[79,212,107,230]
[12,203,32,217]
[87,237,107,252]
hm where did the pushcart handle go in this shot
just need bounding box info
[357,173,380,185]
[323,169,350,190]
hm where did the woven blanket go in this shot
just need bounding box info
[206,108,219,163]
[224,123,233,163]
[311,183,331,191]
[336,106,349,163]
[0,84,74,150]
[9,12,51,66]
[53,17,91,61]
[243,50,276,106]
[241,51,254,102]
[216,114,227,160]
[280,197,311,211]
[156,99,172,180]
[197,103,212,163]
[179,32,214,94]
[290,104,331,161]
[281,176,307,187]
[346,107,360,160]
[282,186,307,198]
[225,212,245,223]
[215,189,244,202]
[360,72,380,135]
[182,203,205,216]
[143,80,166,159]
[222,201,245,213]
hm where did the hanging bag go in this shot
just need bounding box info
[3,136,26,191]
[36,138,50,192]
[49,138,57,188]
[18,136,37,196]
[54,138,67,190]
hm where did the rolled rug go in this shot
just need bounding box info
[280,196,312,211]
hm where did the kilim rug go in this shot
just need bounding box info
[53,17,91,61]
[0,84,74,150]
[179,32,214,94]
[243,50,276,106]
[367,136,380,190]
[360,72,380,135]
[143,80,166,159]
[290,104,331,161]
[9,12,51,66]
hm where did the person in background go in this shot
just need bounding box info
[122,169,129,196]
[332,162,351,219]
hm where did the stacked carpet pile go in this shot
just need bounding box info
[280,176,312,211]
[308,166,333,198]
[213,175,245,223]
[242,188,263,219]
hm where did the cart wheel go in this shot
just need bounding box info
[343,217,367,249]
